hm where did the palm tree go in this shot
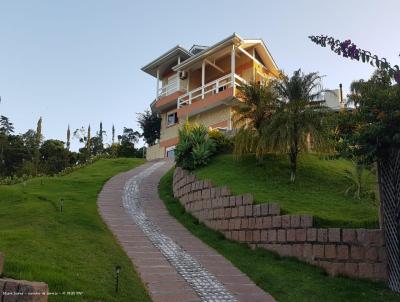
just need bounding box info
[265,69,330,182]
[233,82,278,159]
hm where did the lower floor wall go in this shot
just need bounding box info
[146,144,165,161]
[173,167,387,282]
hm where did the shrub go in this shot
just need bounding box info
[208,129,233,154]
[175,122,216,170]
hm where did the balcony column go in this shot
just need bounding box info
[177,57,181,91]
[231,45,236,86]
[156,68,160,99]
[201,60,205,99]
[252,48,256,82]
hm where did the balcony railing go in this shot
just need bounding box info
[158,81,180,99]
[177,74,246,108]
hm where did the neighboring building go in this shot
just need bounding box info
[142,33,280,160]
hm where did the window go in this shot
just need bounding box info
[167,112,178,126]
[166,146,175,159]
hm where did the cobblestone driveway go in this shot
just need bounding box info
[98,160,275,302]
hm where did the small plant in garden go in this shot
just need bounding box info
[343,161,375,200]
[175,122,216,170]
[208,129,233,154]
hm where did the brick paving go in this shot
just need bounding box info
[98,160,276,302]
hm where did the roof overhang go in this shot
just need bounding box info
[141,45,192,78]
[172,33,279,76]
[173,33,242,72]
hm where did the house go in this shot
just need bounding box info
[142,33,280,160]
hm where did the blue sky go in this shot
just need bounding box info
[0,0,399,150]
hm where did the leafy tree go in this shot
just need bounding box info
[342,69,400,163]
[116,127,141,157]
[0,115,14,135]
[39,139,71,175]
[265,69,331,182]
[137,110,161,146]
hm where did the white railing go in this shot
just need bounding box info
[177,73,247,108]
[158,81,179,99]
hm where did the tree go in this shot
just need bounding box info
[39,139,71,175]
[116,128,141,157]
[137,110,161,146]
[112,124,115,144]
[34,117,43,175]
[265,69,330,182]
[86,124,91,154]
[98,121,105,153]
[338,70,400,290]
[232,82,278,159]
[0,116,14,135]
[66,125,71,150]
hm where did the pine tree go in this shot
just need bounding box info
[66,125,71,150]
[34,117,43,175]
[87,124,91,155]
[112,124,115,145]
[99,121,103,145]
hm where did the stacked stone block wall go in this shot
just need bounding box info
[173,167,387,281]
[0,253,48,301]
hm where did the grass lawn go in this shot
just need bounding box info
[195,154,379,228]
[0,158,151,302]
[159,169,399,302]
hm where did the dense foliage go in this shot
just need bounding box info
[337,70,400,164]
[137,110,161,146]
[233,70,331,182]
[175,122,216,170]
[0,117,144,181]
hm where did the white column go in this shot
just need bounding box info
[156,68,160,99]
[231,45,236,86]
[201,60,205,99]
[177,57,181,91]
[252,48,256,82]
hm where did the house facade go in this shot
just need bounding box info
[142,33,280,160]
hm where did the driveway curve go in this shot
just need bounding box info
[98,160,275,302]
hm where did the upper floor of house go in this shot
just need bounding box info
[141,33,280,118]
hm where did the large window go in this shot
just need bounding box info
[167,112,178,127]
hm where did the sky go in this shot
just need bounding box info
[0,0,399,151]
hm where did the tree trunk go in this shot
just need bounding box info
[289,148,297,182]
[378,149,400,292]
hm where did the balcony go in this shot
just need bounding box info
[158,80,181,99]
[177,73,246,108]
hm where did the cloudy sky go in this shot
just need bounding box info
[0,0,399,150]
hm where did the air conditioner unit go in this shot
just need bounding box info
[179,71,187,80]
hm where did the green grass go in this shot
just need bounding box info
[195,154,379,228]
[0,158,151,302]
[159,169,400,302]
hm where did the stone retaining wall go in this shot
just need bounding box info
[173,167,387,281]
[0,253,48,301]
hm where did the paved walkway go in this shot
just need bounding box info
[98,160,275,302]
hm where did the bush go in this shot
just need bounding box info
[175,122,216,170]
[208,129,233,154]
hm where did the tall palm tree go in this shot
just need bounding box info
[233,81,278,159]
[265,69,330,182]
